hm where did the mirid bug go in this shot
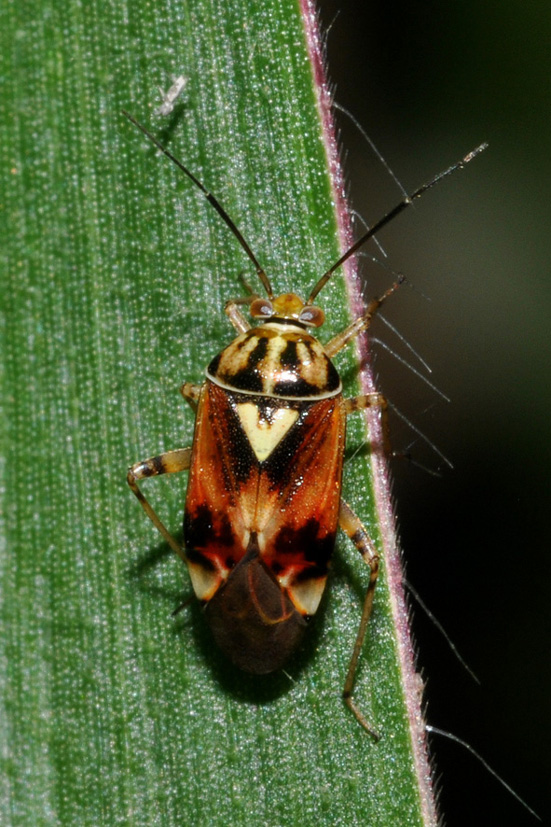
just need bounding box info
[124,110,485,735]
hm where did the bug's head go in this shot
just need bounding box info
[249,293,325,328]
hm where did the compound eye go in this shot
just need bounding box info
[250,297,274,318]
[299,305,325,327]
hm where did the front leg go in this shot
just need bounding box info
[224,299,252,333]
[339,498,380,740]
[127,447,192,563]
[325,277,404,358]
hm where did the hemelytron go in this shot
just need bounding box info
[124,109,485,736]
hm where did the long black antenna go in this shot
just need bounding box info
[308,143,488,304]
[122,110,274,299]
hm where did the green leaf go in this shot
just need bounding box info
[1,0,436,824]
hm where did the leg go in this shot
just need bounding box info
[343,393,387,416]
[180,382,202,412]
[222,271,263,333]
[344,392,390,456]
[127,447,192,563]
[325,276,404,358]
[224,299,252,333]
[339,498,380,740]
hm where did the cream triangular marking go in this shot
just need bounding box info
[236,402,299,461]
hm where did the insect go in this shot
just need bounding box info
[154,74,188,116]
[124,109,485,735]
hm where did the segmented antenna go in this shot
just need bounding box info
[124,109,486,309]
[308,143,488,304]
[122,110,274,298]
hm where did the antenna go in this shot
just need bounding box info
[122,110,274,298]
[308,143,488,304]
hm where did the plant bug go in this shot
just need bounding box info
[124,110,485,736]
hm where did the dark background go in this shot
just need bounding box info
[317,1,550,825]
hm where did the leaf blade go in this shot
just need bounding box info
[0,0,435,824]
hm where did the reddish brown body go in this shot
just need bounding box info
[185,377,345,673]
[128,288,382,707]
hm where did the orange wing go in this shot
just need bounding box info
[184,381,345,610]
